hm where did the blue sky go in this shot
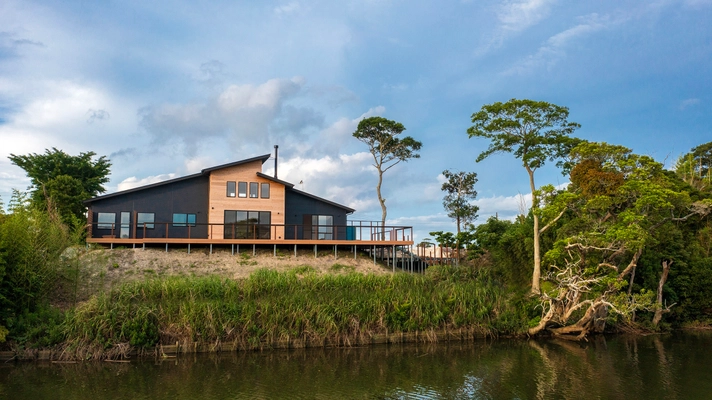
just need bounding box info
[1,0,710,241]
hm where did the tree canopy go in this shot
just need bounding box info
[9,148,111,224]
[468,99,580,294]
[353,117,422,230]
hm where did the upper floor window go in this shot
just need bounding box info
[238,181,247,198]
[227,181,236,197]
[261,183,270,199]
[249,182,259,198]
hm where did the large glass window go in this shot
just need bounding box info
[238,182,247,198]
[97,213,116,230]
[313,215,333,240]
[120,212,131,238]
[249,182,259,198]
[261,183,270,199]
[227,181,236,197]
[173,213,197,227]
[224,210,271,239]
[137,212,155,229]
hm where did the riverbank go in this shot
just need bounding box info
[1,259,532,361]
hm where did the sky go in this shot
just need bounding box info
[1,0,711,242]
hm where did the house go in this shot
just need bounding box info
[83,152,414,251]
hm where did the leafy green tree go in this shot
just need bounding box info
[9,148,111,225]
[353,117,422,235]
[674,141,712,192]
[441,170,479,263]
[0,193,72,339]
[468,99,580,294]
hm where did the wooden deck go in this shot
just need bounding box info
[86,237,413,246]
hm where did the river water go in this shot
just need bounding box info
[2,331,711,399]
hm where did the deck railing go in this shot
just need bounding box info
[89,221,413,243]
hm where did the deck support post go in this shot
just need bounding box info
[110,243,113,250]
[237,244,239,255]
[353,245,356,259]
[133,243,135,249]
[392,245,395,273]
[294,244,297,257]
[210,244,213,255]
[143,243,145,250]
[188,244,191,254]
[373,245,376,265]
[165,243,168,253]
[314,244,317,258]
[252,244,255,256]
[274,245,276,257]
[410,246,413,274]
[334,245,337,259]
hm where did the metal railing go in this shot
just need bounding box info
[88,221,413,242]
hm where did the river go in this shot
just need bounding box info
[2,331,711,399]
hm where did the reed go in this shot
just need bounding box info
[61,265,528,356]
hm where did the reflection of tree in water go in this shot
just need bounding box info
[2,334,710,399]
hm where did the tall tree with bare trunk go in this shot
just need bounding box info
[353,117,422,238]
[468,99,580,294]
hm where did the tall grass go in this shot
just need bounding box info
[62,265,529,355]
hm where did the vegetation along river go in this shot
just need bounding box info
[2,331,711,399]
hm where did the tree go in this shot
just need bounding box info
[353,117,422,236]
[441,170,479,235]
[674,141,712,192]
[9,148,111,225]
[467,99,580,294]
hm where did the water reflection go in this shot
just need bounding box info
[2,332,711,399]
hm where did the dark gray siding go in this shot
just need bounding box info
[284,189,350,239]
[88,175,209,239]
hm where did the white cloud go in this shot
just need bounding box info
[679,98,701,110]
[502,13,616,75]
[117,173,177,191]
[497,0,556,32]
[274,1,300,15]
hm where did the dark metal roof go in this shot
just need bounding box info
[256,172,294,188]
[287,187,356,214]
[83,172,204,204]
[201,154,271,173]
[84,153,271,204]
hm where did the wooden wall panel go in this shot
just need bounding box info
[208,160,285,239]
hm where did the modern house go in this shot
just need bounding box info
[83,152,414,254]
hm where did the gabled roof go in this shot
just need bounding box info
[84,154,271,204]
[286,187,356,214]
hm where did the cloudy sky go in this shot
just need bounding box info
[1,0,710,241]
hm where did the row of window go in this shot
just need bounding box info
[227,181,270,199]
[224,210,271,239]
[96,212,196,229]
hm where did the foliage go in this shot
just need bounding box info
[674,141,712,192]
[468,99,581,294]
[441,170,479,234]
[61,267,525,355]
[9,148,111,224]
[353,117,422,230]
[0,196,72,336]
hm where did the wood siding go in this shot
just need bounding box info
[208,160,286,239]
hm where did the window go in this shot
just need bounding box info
[97,213,116,230]
[137,212,155,229]
[313,215,333,240]
[120,212,131,238]
[261,183,270,199]
[224,210,271,239]
[249,182,259,198]
[227,181,236,197]
[173,213,197,227]
[238,181,247,198]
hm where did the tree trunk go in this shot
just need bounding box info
[527,166,541,295]
[376,169,386,240]
[652,260,672,327]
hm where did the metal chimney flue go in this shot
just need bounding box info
[274,145,279,179]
